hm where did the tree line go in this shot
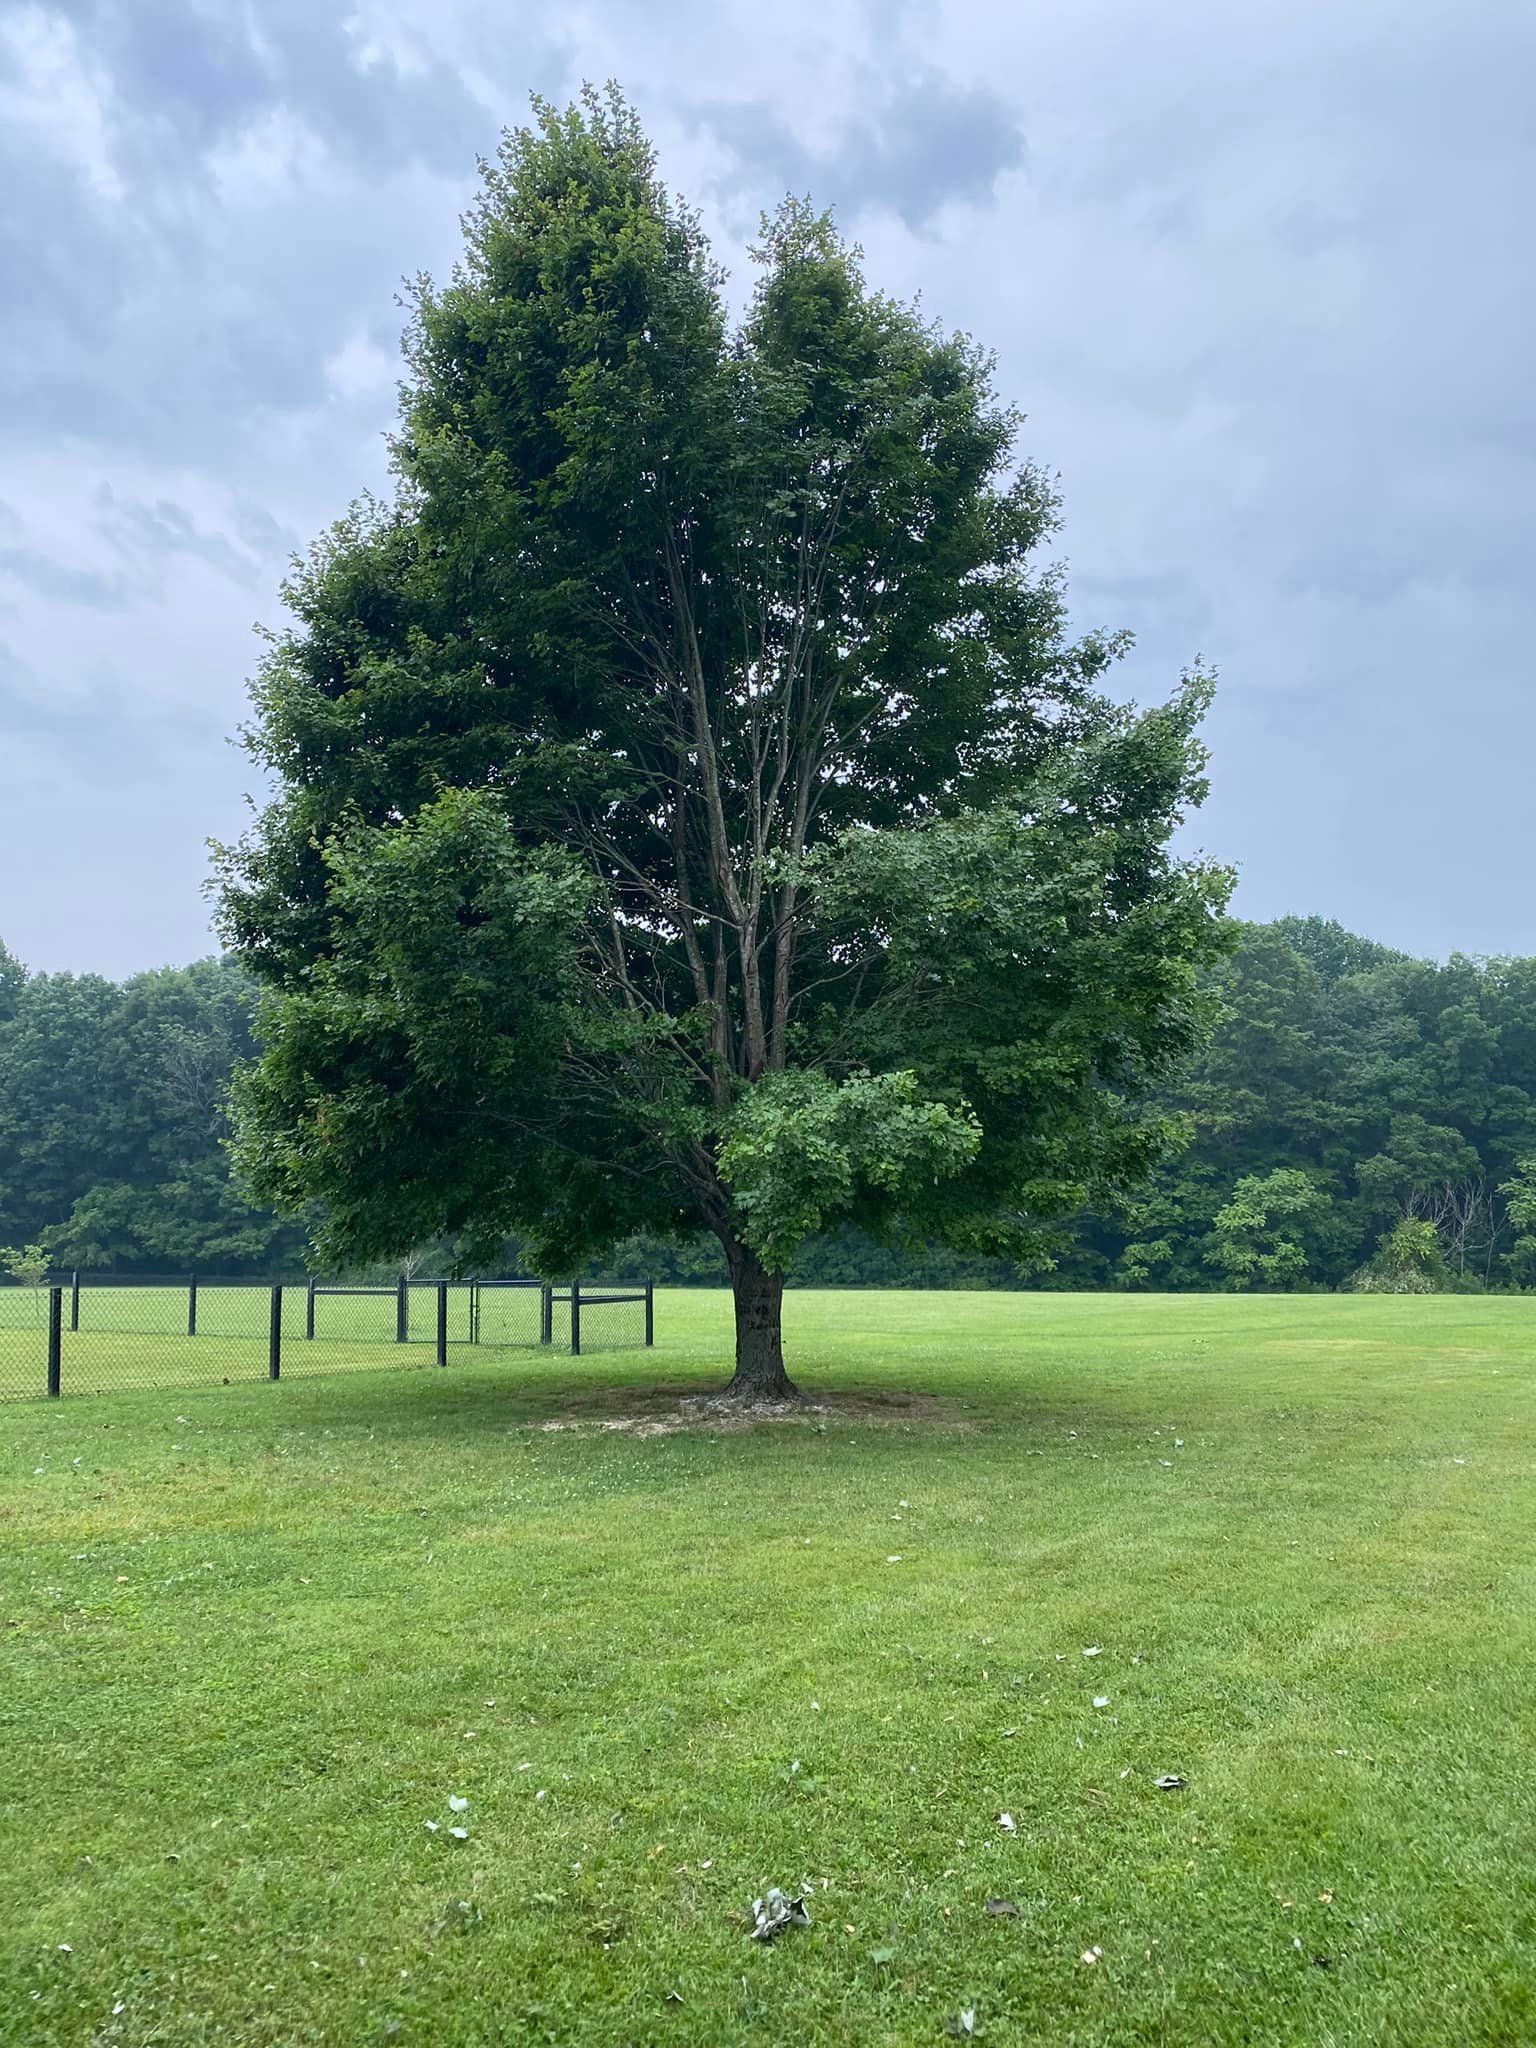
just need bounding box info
[0,938,304,1275]
[5,914,1536,1291]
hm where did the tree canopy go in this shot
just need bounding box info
[0,947,304,1273]
[216,90,1233,1393]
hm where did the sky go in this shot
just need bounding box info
[2,0,1533,979]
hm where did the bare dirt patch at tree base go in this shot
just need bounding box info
[523,1384,974,1438]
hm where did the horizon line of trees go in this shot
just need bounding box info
[5,914,1536,1293]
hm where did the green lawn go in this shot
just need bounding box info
[2,1290,1534,2046]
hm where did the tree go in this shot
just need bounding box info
[0,940,24,1024]
[1266,915,1406,985]
[0,1242,50,1325]
[1205,1168,1331,1289]
[1500,1156,1536,1283]
[0,949,304,1273]
[1350,1217,1444,1293]
[217,90,1234,1397]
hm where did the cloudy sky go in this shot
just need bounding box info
[2,0,1532,978]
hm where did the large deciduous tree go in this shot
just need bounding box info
[217,90,1234,1397]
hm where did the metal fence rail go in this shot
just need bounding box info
[0,1272,654,1402]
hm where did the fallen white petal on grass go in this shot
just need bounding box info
[448,1827,469,1841]
[1153,1774,1187,1791]
[997,1813,1016,1833]
[1081,1945,1103,1966]
[424,1821,439,1833]
[448,1796,468,1813]
[886,1555,903,1564]
[1093,1696,1110,1709]
[1082,1646,1102,1658]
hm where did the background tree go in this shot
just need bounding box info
[1205,1168,1330,1289]
[0,1241,50,1326]
[0,946,303,1273]
[1350,1216,1444,1292]
[217,91,1234,1396]
[1500,1157,1536,1283]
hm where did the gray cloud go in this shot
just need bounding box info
[695,72,1025,229]
[0,2,520,458]
[50,0,492,176]
[0,546,131,609]
[92,484,289,590]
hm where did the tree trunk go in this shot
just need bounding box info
[723,1238,797,1400]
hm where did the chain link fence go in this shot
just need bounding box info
[0,1273,653,1402]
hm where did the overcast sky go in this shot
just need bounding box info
[2,0,1533,979]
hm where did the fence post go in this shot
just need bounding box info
[540,1284,553,1346]
[645,1278,654,1348]
[268,1284,282,1381]
[306,1275,316,1340]
[187,1272,197,1338]
[47,1285,62,1399]
[70,1269,80,1332]
[436,1281,448,1367]
[570,1278,581,1357]
[396,1272,409,1344]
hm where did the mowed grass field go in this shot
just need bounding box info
[2,1290,1534,2047]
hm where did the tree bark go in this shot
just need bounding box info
[722,1237,797,1400]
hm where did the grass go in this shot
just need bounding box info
[2,1289,1534,2046]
